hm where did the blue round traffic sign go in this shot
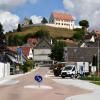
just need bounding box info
[34,75,43,83]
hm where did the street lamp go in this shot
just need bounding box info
[3,40,6,78]
[80,56,85,76]
[64,47,68,62]
[97,37,99,76]
[74,48,78,62]
[32,49,34,69]
[3,51,6,78]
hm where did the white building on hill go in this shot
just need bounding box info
[49,12,76,29]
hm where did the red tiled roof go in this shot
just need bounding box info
[21,47,31,57]
[27,38,33,44]
[7,46,18,53]
[8,46,31,57]
[52,12,75,21]
[27,38,38,47]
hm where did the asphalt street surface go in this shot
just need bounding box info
[0,67,90,100]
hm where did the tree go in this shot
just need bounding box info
[73,29,85,41]
[21,59,33,73]
[34,30,50,39]
[29,19,33,25]
[79,20,89,29]
[0,23,6,52]
[50,40,67,61]
[17,24,22,32]
[41,17,48,24]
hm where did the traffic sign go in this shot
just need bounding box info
[34,75,43,83]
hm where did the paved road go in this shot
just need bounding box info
[0,67,90,100]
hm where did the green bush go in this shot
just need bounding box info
[80,76,100,81]
[20,60,34,73]
[91,81,100,85]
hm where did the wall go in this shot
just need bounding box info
[34,49,51,61]
[49,17,75,29]
[0,62,10,78]
[27,48,33,59]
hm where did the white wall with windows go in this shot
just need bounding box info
[48,18,75,29]
[33,49,51,61]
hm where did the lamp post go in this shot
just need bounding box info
[64,47,68,62]
[80,56,85,76]
[74,48,78,62]
[3,40,6,78]
[97,37,99,76]
[32,48,35,69]
[3,51,5,78]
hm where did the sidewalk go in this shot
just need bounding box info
[0,67,40,85]
[53,78,100,100]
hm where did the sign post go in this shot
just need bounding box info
[34,74,43,87]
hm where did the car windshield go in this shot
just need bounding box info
[64,66,72,70]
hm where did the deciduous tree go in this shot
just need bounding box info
[50,40,67,61]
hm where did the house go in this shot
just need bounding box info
[21,46,33,59]
[80,31,100,47]
[22,17,30,26]
[27,38,38,47]
[49,12,75,29]
[0,47,20,76]
[33,38,52,65]
[8,46,33,60]
[7,46,27,65]
[64,47,98,63]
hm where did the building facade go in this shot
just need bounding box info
[33,39,52,64]
[49,12,75,29]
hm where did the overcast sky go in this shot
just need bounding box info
[0,0,100,32]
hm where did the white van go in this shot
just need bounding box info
[61,62,89,78]
[61,65,76,78]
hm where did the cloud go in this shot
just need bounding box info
[0,11,20,33]
[30,15,43,24]
[63,0,100,29]
[0,0,38,9]
[29,0,38,4]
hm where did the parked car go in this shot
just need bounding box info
[61,65,76,78]
[53,62,66,76]
[61,62,89,78]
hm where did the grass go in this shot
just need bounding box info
[91,81,100,85]
[80,76,100,81]
[80,75,100,85]
[6,25,75,38]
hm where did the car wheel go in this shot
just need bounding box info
[71,74,74,78]
[61,76,65,78]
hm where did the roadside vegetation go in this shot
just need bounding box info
[80,75,100,86]
[20,59,34,73]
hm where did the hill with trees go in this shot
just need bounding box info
[6,25,75,39]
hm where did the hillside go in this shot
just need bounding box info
[6,25,75,38]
